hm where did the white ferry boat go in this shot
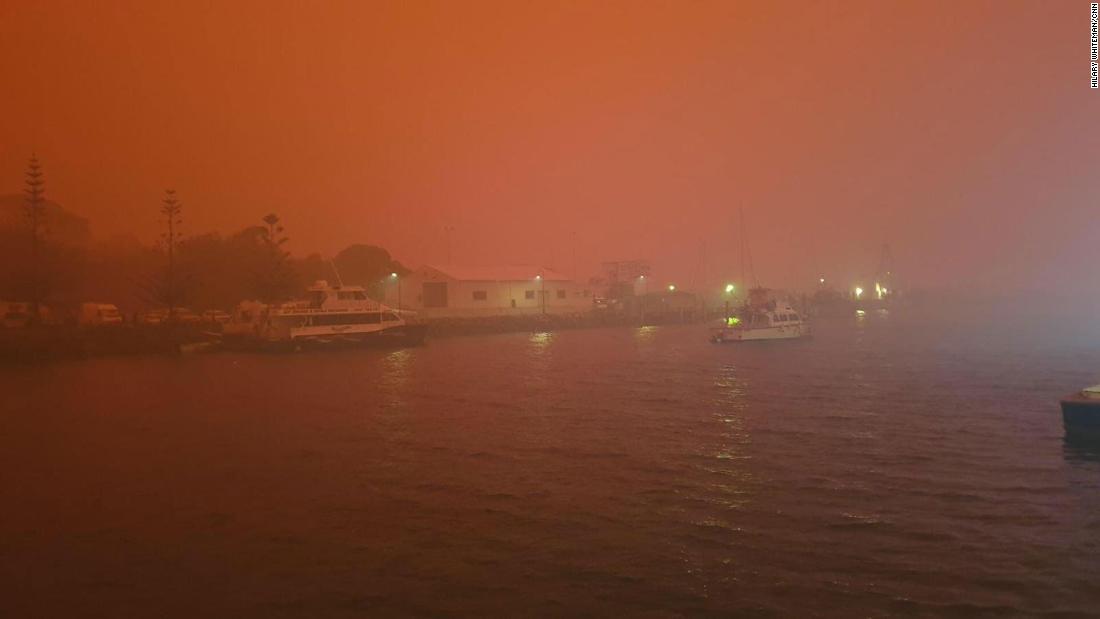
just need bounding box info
[224,280,425,349]
[711,289,809,343]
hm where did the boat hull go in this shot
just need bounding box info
[1061,395,1100,441]
[225,324,427,352]
[711,324,809,343]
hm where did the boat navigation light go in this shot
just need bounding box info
[668,284,676,292]
[390,272,398,278]
[724,283,735,294]
[854,287,864,299]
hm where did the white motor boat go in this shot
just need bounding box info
[711,290,809,343]
[224,280,425,348]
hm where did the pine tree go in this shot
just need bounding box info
[24,155,46,323]
[257,213,294,302]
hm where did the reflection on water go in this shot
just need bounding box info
[380,348,415,410]
[705,363,755,515]
[1063,436,1100,464]
[528,330,553,352]
[633,325,658,343]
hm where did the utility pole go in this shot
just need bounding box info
[444,225,455,264]
[390,272,401,310]
[739,206,746,293]
[540,274,546,314]
[161,190,183,319]
[572,230,578,282]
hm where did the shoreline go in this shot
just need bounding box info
[0,312,709,363]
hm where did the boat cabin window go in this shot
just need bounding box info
[556,289,566,299]
[790,313,800,321]
[776,314,787,322]
[337,291,368,300]
[525,290,535,300]
[308,291,326,306]
[308,313,382,326]
[472,290,488,301]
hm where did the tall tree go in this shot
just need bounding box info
[24,155,46,321]
[255,213,295,302]
[159,189,184,317]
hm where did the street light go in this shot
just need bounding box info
[854,286,864,299]
[819,277,825,284]
[724,283,735,294]
[668,284,676,292]
[536,274,545,313]
[390,272,400,309]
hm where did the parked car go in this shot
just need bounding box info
[201,309,232,324]
[592,297,620,311]
[1,301,55,327]
[140,307,202,325]
[79,302,124,326]
[2,302,33,328]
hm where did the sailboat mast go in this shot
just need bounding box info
[739,206,746,289]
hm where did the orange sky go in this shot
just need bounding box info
[1,1,1096,293]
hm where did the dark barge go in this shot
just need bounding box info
[1061,385,1100,441]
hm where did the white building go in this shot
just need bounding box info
[382,265,592,318]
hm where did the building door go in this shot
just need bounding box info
[423,282,448,308]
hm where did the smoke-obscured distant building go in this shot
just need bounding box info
[383,265,592,318]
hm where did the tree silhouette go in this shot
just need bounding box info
[255,213,295,302]
[24,155,46,322]
[147,189,186,318]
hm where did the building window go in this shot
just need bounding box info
[525,290,535,300]
[472,290,487,301]
[556,289,566,299]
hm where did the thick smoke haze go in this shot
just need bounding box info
[1,1,1096,296]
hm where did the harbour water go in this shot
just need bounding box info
[2,307,1099,617]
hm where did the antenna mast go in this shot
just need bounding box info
[329,259,345,287]
[739,206,746,289]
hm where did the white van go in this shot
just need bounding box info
[80,303,123,326]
